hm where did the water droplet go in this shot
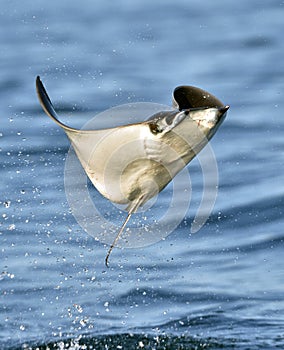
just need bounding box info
[79,318,88,327]
[74,304,83,313]
[4,201,11,208]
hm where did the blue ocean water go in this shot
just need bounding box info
[1,0,284,349]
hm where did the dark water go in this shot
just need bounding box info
[1,1,284,349]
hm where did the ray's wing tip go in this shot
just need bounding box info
[173,85,225,109]
[36,76,48,97]
[36,75,41,87]
[35,75,59,122]
[35,75,45,97]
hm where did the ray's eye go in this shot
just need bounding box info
[149,122,162,134]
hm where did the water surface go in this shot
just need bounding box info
[1,1,284,349]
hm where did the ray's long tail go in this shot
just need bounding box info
[105,196,145,267]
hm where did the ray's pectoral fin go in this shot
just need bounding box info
[173,85,224,110]
[36,76,76,133]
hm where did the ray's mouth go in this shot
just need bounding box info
[217,105,230,122]
[219,105,230,114]
[192,105,229,128]
[218,105,230,118]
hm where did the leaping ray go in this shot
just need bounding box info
[36,76,229,266]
